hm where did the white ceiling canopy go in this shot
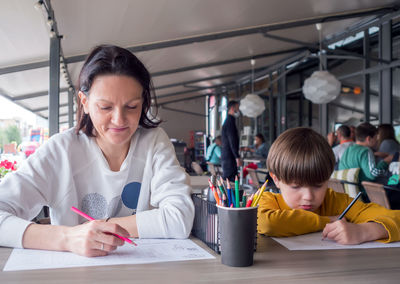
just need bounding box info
[0,0,399,126]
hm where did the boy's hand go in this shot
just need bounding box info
[322,219,388,245]
[327,216,339,222]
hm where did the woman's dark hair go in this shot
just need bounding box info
[76,45,160,136]
[377,124,399,147]
[255,133,265,143]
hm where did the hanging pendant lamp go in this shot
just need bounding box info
[303,23,341,104]
[239,59,266,118]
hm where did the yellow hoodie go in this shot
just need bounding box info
[257,188,400,243]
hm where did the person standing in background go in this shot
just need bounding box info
[221,100,242,181]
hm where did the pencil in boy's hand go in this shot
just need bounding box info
[70,206,137,246]
[337,192,363,220]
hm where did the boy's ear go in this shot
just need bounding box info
[269,172,280,188]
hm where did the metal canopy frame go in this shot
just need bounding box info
[1,4,399,133]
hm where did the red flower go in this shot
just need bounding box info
[0,159,18,178]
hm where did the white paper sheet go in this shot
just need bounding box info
[3,239,215,271]
[273,232,400,250]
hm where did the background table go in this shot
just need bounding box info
[2,235,400,283]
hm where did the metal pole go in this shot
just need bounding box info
[363,30,371,123]
[268,73,275,144]
[379,20,392,124]
[68,88,74,128]
[49,36,60,136]
[277,66,287,134]
[299,73,304,126]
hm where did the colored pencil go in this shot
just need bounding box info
[235,176,239,208]
[70,206,136,246]
[242,192,247,208]
[226,178,232,207]
[252,180,269,207]
[208,179,220,205]
[246,194,254,207]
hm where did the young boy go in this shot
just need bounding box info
[339,122,392,183]
[257,127,400,245]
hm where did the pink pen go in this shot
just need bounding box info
[71,206,137,246]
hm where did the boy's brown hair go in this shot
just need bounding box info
[355,122,377,142]
[267,127,335,186]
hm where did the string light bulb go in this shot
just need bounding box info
[34,0,44,11]
[50,29,56,38]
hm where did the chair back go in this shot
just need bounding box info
[191,161,204,176]
[327,178,345,194]
[246,168,260,189]
[331,168,360,197]
[361,181,391,209]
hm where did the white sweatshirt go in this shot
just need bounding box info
[0,127,194,248]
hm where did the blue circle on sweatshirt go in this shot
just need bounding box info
[121,182,141,209]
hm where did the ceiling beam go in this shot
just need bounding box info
[159,93,211,106]
[0,6,396,76]
[152,48,306,77]
[32,102,69,113]
[263,33,318,49]
[11,87,69,101]
[63,6,397,64]
[160,106,206,117]
[154,65,270,90]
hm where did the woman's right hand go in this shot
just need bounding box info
[64,220,130,257]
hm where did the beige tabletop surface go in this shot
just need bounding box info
[1,234,400,283]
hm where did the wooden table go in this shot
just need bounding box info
[2,235,400,283]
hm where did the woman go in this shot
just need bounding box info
[0,45,194,257]
[377,124,400,155]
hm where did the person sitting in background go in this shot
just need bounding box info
[327,131,337,147]
[205,136,222,170]
[339,122,393,200]
[247,133,269,160]
[257,127,400,245]
[349,125,356,141]
[332,125,354,168]
[377,124,400,155]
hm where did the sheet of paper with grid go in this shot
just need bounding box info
[273,232,400,250]
[3,239,215,271]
